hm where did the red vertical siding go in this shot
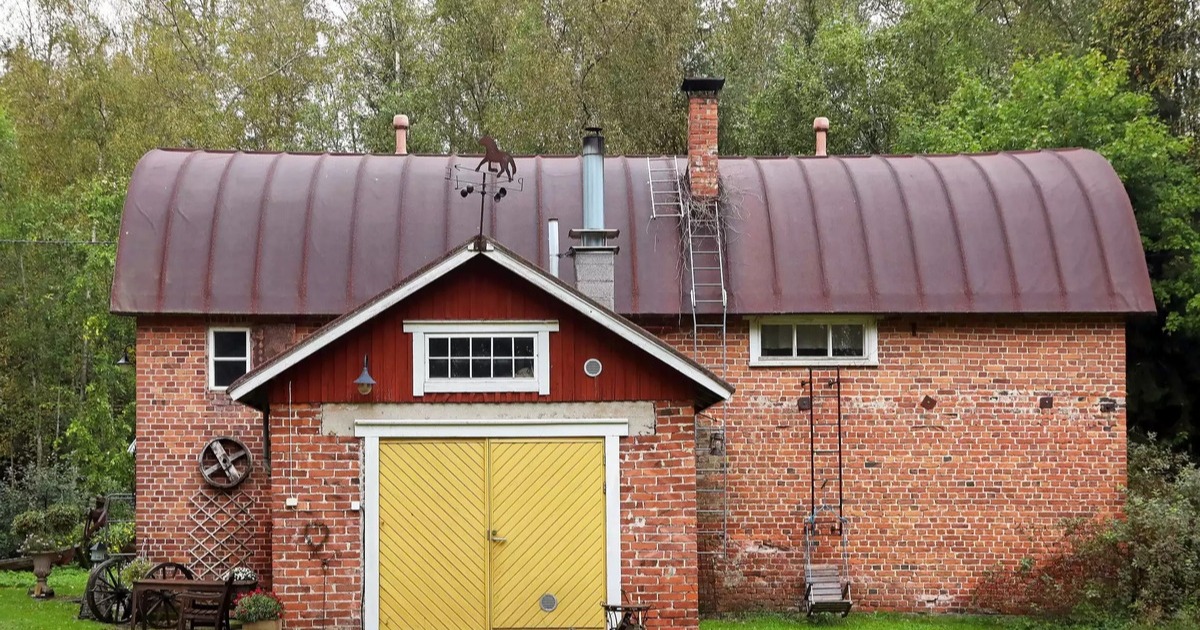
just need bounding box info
[268,258,693,404]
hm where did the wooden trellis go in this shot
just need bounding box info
[187,490,256,578]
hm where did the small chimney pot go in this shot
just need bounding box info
[813,117,829,157]
[393,114,410,155]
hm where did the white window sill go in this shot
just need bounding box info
[749,357,878,368]
[423,379,541,393]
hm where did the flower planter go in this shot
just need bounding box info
[28,551,56,598]
[242,620,281,630]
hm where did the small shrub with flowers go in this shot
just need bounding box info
[233,589,284,622]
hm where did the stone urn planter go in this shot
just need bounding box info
[28,550,57,598]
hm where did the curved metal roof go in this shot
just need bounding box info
[110,148,1155,316]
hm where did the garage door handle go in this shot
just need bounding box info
[489,530,507,543]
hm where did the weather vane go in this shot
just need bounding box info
[447,135,524,238]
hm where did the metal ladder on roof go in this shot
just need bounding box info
[647,156,684,219]
[647,156,730,562]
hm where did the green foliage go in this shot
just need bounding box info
[94,521,134,553]
[232,589,284,622]
[972,439,1200,626]
[10,504,78,554]
[119,557,152,586]
[0,462,86,558]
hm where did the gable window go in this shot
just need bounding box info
[209,328,251,389]
[750,317,877,366]
[405,321,557,396]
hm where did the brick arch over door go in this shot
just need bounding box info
[268,257,694,404]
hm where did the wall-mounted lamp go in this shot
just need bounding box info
[354,354,376,396]
[920,395,937,410]
[115,345,134,367]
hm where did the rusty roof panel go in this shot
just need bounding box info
[111,148,1156,316]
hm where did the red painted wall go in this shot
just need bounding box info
[267,258,693,404]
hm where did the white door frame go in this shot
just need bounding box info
[356,417,628,630]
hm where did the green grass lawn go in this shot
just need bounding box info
[0,567,107,630]
[0,570,1097,630]
[701,612,1074,630]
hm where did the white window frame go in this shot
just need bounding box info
[208,327,252,390]
[404,321,558,396]
[749,316,878,367]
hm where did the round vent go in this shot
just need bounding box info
[539,593,558,612]
[583,358,603,378]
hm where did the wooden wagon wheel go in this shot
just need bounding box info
[198,436,253,489]
[139,562,195,628]
[86,555,133,624]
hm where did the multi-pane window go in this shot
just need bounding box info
[405,321,557,395]
[209,328,251,389]
[751,318,877,366]
[427,335,537,380]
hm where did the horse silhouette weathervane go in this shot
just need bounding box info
[447,135,525,238]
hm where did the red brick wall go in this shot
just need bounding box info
[133,318,273,582]
[642,315,1128,614]
[268,402,362,629]
[623,402,700,630]
[136,312,1127,623]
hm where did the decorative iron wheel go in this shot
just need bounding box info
[140,562,195,628]
[198,436,253,489]
[86,555,134,624]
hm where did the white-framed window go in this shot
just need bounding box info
[749,316,878,367]
[404,321,558,396]
[209,327,252,390]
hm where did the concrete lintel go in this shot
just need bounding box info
[322,401,657,437]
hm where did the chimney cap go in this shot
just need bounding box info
[813,117,830,131]
[681,77,725,94]
[393,114,410,129]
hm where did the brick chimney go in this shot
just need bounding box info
[681,77,725,199]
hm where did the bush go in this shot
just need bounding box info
[971,437,1200,626]
[95,521,135,553]
[10,503,79,554]
[0,461,87,558]
[232,589,283,622]
[119,558,153,586]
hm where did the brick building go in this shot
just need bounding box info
[111,78,1155,629]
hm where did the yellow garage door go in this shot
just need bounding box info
[378,439,606,630]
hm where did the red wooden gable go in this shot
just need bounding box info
[265,257,694,405]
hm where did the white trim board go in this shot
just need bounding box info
[227,238,732,405]
[359,419,625,630]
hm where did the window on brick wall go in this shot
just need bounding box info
[749,317,878,366]
[404,321,557,396]
[209,328,251,389]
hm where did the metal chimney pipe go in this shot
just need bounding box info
[813,117,829,157]
[393,114,410,155]
[581,127,605,246]
[547,218,560,278]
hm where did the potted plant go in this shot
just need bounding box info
[221,566,259,597]
[11,504,79,598]
[232,589,284,630]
